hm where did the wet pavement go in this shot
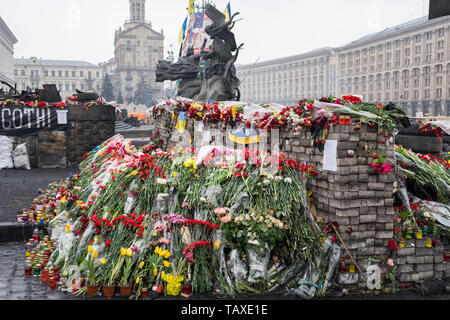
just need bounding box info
[0,241,449,301]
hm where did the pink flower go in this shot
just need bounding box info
[387,258,394,267]
[214,208,227,216]
[132,246,138,252]
[220,215,232,223]
[159,238,170,245]
[182,202,189,208]
[381,163,392,173]
[369,163,379,169]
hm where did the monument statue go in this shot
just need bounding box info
[155,4,244,102]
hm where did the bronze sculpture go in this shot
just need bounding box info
[156,4,244,102]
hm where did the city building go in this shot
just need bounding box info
[237,48,337,106]
[14,57,103,101]
[103,0,165,103]
[0,17,18,91]
[237,15,450,116]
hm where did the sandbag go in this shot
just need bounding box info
[12,143,31,170]
[0,136,14,170]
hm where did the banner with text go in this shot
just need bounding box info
[0,107,67,136]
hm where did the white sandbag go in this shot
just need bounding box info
[0,136,14,170]
[12,143,31,170]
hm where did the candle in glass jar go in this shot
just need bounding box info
[349,264,356,273]
[25,265,32,276]
[426,238,433,248]
[49,277,56,289]
[416,230,423,239]
[399,238,406,249]
[41,268,49,282]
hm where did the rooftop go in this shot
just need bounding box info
[14,57,100,68]
[0,16,18,45]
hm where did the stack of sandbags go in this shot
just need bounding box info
[0,136,14,170]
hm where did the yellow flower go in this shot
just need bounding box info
[183,158,196,168]
[61,196,66,204]
[138,261,145,269]
[136,277,140,284]
[120,248,127,256]
[214,240,221,251]
[153,268,158,277]
[130,170,138,176]
[161,271,166,280]
[173,172,177,177]
[163,261,170,268]
[127,248,133,257]
[92,250,98,259]
[154,246,161,255]
[88,245,93,253]
[100,259,107,265]
[164,251,172,259]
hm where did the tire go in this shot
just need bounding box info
[395,134,442,154]
[398,123,438,137]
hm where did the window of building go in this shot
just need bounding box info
[438,40,445,49]
[437,76,443,85]
[80,71,84,77]
[405,37,410,45]
[414,79,419,87]
[72,71,76,77]
[415,46,421,54]
[405,48,410,56]
[415,35,421,42]
[436,88,442,98]
[96,72,100,78]
[51,71,55,77]
[435,64,443,72]
[58,71,62,77]
[21,70,25,76]
[426,32,432,41]
[426,43,432,53]
[44,70,48,76]
[424,89,430,98]
[437,28,444,37]
[65,84,69,91]
[437,53,444,61]
[65,71,69,77]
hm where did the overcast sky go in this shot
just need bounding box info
[1,0,430,65]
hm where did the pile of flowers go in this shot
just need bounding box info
[0,99,67,109]
[395,145,450,204]
[26,135,339,299]
[149,96,409,152]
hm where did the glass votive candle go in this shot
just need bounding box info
[349,264,356,273]
[426,238,433,248]
[399,238,406,249]
[416,230,423,239]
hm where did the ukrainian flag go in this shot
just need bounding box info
[229,128,260,145]
[223,2,231,22]
[178,17,188,44]
[175,112,188,133]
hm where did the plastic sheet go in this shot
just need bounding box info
[246,243,271,284]
[0,136,14,170]
[230,192,250,212]
[124,180,139,214]
[229,249,248,282]
[12,143,31,170]
[411,196,450,228]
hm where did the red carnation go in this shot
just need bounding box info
[389,240,398,251]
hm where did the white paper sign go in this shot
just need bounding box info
[416,112,424,118]
[323,140,338,172]
[57,110,68,124]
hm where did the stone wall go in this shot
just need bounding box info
[11,104,115,168]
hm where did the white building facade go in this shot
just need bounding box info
[0,17,18,91]
[237,15,450,116]
[14,58,103,101]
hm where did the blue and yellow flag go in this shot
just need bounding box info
[175,112,188,133]
[223,2,231,22]
[188,0,196,15]
[178,17,188,44]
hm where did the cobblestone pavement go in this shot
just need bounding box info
[0,168,77,222]
[0,242,449,301]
